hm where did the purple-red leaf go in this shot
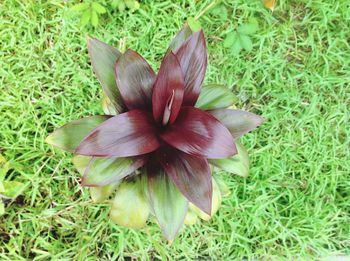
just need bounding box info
[168,25,193,52]
[161,107,236,159]
[157,147,212,215]
[152,52,184,125]
[75,110,160,157]
[87,37,124,113]
[115,49,156,111]
[175,30,207,106]
[208,109,265,139]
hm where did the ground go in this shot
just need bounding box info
[0,0,349,260]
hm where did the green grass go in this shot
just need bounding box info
[1,0,349,259]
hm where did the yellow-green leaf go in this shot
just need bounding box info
[101,94,118,115]
[2,181,25,198]
[90,183,119,203]
[209,141,249,177]
[71,3,89,11]
[184,209,198,225]
[92,2,106,14]
[80,9,91,26]
[110,181,150,229]
[91,11,99,27]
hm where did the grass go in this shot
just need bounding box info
[1,0,349,259]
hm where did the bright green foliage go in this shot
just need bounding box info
[111,0,140,12]
[210,4,228,21]
[224,18,259,54]
[71,0,139,27]
[0,155,25,216]
[1,0,350,259]
[71,2,107,27]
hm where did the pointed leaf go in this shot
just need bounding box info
[187,17,201,32]
[195,84,235,110]
[168,25,193,52]
[210,141,249,177]
[76,110,160,157]
[82,156,146,186]
[148,170,188,242]
[175,30,207,106]
[152,52,184,124]
[88,37,124,113]
[115,49,156,110]
[157,147,212,215]
[72,155,119,202]
[46,116,111,152]
[208,109,265,139]
[161,107,236,159]
[110,180,150,229]
[190,177,222,220]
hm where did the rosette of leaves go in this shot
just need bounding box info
[0,155,25,216]
[46,24,264,241]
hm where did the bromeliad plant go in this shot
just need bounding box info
[46,24,264,241]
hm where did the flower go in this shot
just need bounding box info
[46,24,264,241]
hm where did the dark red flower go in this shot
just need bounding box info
[46,25,264,241]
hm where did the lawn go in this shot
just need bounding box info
[1,0,349,259]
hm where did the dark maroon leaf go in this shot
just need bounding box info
[175,30,207,106]
[115,49,156,110]
[168,25,193,52]
[208,109,265,139]
[161,107,237,159]
[157,147,212,215]
[87,37,124,113]
[152,52,184,125]
[75,110,160,157]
